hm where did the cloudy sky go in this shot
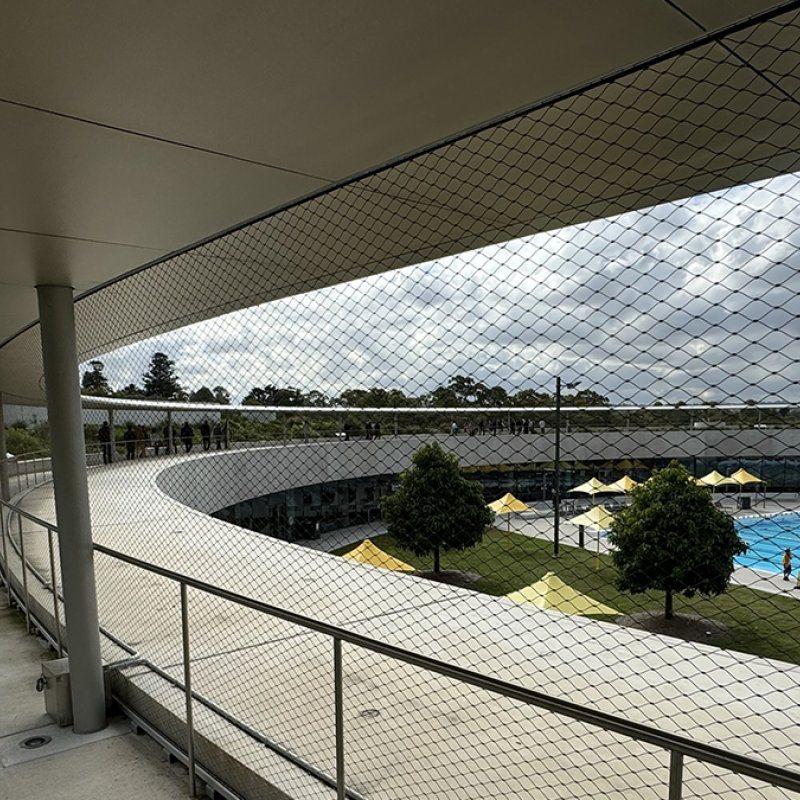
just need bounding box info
[86,171,800,407]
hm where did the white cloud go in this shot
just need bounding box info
[87,172,800,406]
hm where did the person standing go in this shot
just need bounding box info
[123,423,136,461]
[783,548,792,581]
[180,422,194,453]
[373,421,381,439]
[135,425,148,458]
[213,422,223,450]
[98,421,113,464]
[200,419,212,451]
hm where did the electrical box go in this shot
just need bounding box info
[39,659,111,727]
[41,658,73,727]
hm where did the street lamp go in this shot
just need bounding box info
[553,378,580,557]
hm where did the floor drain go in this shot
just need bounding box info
[359,708,380,719]
[20,735,52,750]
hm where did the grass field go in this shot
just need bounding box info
[335,528,800,664]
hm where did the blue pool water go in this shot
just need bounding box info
[735,513,800,574]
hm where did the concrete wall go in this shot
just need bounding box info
[155,428,800,514]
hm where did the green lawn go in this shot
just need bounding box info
[335,528,800,665]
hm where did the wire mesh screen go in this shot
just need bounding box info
[3,7,800,799]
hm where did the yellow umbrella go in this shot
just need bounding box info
[569,477,614,496]
[569,505,615,530]
[606,475,638,493]
[342,539,415,571]
[696,470,737,487]
[729,467,764,508]
[569,505,614,570]
[730,468,762,485]
[506,572,618,616]
[488,492,534,533]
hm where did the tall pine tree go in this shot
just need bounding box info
[142,352,183,399]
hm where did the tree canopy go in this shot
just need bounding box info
[380,443,492,573]
[142,352,184,400]
[80,360,111,396]
[189,386,216,403]
[607,461,747,619]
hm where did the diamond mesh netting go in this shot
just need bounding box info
[3,6,800,799]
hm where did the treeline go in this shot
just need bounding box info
[81,355,610,408]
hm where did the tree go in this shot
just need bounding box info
[189,386,216,403]
[607,461,746,619]
[142,352,183,399]
[81,360,111,396]
[213,386,231,405]
[380,443,492,573]
[115,383,146,398]
[242,385,303,406]
[447,375,481,405]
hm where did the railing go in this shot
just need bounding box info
[2,496,800,799]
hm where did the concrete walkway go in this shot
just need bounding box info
[5,452,800,799]
[0,596,188,800]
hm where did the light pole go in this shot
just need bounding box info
[553,378,579,557]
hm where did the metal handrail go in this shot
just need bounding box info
[3,497,800,797]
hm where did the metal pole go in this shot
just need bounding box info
[554,377,561,558]
[0,394,9,501]
[180,582,197,798]
[0,507,8,604]
[333,638,346,800]
[47,527,64,657]
[668,750,684,800]
[17,513,31,633]
[107,408,115,463]
[36,285,106,734]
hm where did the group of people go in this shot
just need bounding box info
[97,419,226,463]
[450,418,548,436]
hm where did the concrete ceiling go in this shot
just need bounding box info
[0,0,794,402]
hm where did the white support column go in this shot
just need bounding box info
[0,394,10,500]
[36,285,106,734]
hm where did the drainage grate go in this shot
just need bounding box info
[20,735,52,750]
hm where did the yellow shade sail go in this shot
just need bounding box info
[606,475,638,493]
[569,477,613,495]
[729,468,762,485]
[341,539,415,572]
[506,572,618,616]
[568,505,615,531]
[696,470,738,487]
[487,492,533,514]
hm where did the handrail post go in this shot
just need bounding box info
[0,506,9,604]
[17,513,31,633]
[333,637,346,800]
[669,750,684,800]
[47,527,64,657]
[180,582,197,798]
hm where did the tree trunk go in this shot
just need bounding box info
[434,545,440,574]
[665,588,673,620]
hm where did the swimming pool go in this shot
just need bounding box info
[735,512,800,574]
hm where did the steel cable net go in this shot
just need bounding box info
[4,9,800,800]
